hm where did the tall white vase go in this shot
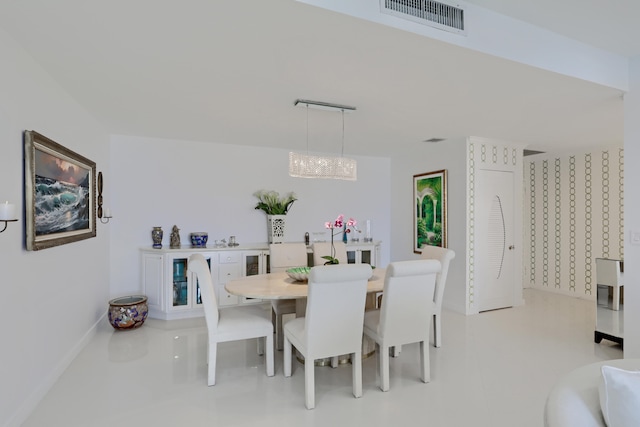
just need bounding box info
[267,215,286,243]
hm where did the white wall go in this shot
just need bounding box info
[389,137,468,314]
[0,29,110,427]
[109,135,392,298]
[624,57,640,357]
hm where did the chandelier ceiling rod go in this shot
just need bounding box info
[294,99,356,113]
[341,109,345,157]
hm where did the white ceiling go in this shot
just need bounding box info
[464,0,640,57]
[0,0,636,157]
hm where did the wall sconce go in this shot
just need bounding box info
[0,201,18,233]
[97,172,113,224]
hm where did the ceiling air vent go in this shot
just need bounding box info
[381,0,466,35]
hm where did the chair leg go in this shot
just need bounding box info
[433,313,441,348]
[257,335,265,355]
[380,345,390,392]
[271,306,278,348]
[271,304,285,351]
[207,342,217,386]
[276,312,284,351]
[265,334,275,377]
[284,336,292,377]
[419,340,430,383]
[374,343,381,384]
[391,345,401,357]
[352,351,363,398]
[304,357,315,409]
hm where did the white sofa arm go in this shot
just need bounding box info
[544,359,640,427]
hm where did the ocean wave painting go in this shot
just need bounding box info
[25,130,96,251]
[34,175,90,235]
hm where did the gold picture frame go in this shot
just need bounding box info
[413,169,447,253]
[24,131,96,251]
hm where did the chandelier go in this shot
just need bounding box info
[289,99,357,181]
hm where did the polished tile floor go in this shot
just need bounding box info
[24,289,622,427]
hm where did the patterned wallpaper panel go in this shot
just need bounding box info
[524,148,624,298]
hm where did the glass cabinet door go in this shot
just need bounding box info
[360,249,373,265]
[243,250,268,276]
[193,257,211,306]
[172,256,210,307]
[244,253,261,276]
[241,251,267,304]
[173,258,188,307]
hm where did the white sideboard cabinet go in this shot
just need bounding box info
[345,241,380,267]
[141,244,269,320]
[141,241,381,320]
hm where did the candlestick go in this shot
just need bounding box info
[0,201,16,221]
[365,219,372,242]
[100,206,113,224]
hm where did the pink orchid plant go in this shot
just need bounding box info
[322,214,359,264]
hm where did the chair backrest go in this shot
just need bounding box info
[596,258,622,287]
[269,242,308,273]
[312,241,348,266]
[420,246,455,308]
[378,260,441,344]
[305,264,372,356]
[188,253,219,330]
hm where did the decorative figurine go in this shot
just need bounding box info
[170,225,181,249]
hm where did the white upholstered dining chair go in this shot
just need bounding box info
[387,245,455,356]
[312,241,348,266]
[283,264,373,409]
[269,242,308,350]
[363,259,441,391]
[188,254,274,386]
[420,246,456,348]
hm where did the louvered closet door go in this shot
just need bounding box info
[476,169,515,312]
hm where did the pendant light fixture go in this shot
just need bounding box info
[289,99,357,181]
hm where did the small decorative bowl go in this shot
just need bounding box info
[286,266,311,282]
[190,232,208,248]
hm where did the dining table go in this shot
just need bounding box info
[225,267,386,364]
[225,268,385,307]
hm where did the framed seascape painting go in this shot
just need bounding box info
[24,131,96,251]
[413,169,447,253]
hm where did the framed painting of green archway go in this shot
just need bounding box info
[414,169,447,253]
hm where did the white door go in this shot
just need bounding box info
[476,169,515,312]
